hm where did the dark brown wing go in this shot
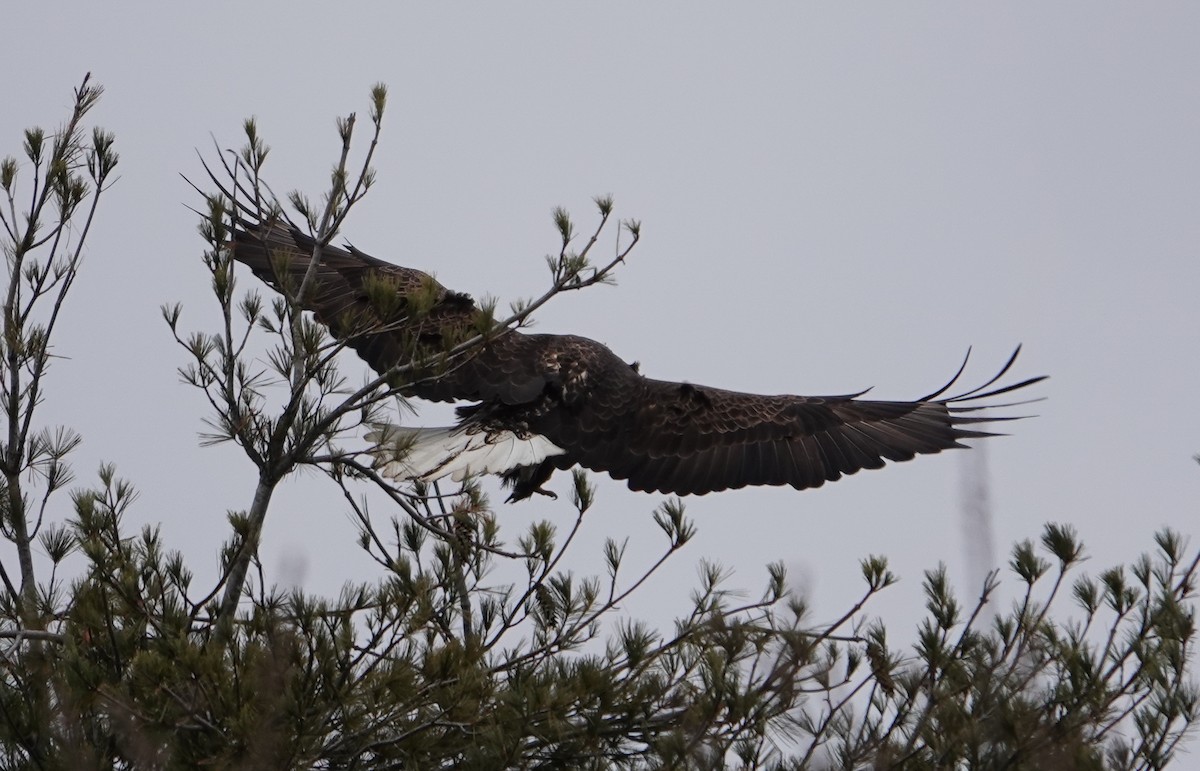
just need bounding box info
[230,222,564,405]
[527,345,1043,495]
[230,221,430,297]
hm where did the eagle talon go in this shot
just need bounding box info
[505,484,557,503]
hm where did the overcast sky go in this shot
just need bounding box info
[4,4,1199,632]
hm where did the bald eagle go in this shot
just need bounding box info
[229,221,1042,501]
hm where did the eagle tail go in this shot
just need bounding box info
[366,424,566,484]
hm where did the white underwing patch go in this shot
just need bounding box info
[366,424,567,483]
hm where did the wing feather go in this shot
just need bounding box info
[230,222,565,406]
[527,346,1041,496]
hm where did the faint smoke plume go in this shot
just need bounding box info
[960,440,996,601]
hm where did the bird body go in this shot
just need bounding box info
[230,221,1042,501]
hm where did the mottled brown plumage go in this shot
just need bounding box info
[231,222,1044,501]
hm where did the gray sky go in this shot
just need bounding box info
[4,4,1199,631]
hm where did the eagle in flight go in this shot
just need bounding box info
[230,221,1042,501]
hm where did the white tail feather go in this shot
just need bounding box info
[366,424,566,483]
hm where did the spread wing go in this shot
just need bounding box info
[230,222,473,380]
[229,222,558,404]
[526,347,1042,496]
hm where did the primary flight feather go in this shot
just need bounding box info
[229,220,1043,501]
